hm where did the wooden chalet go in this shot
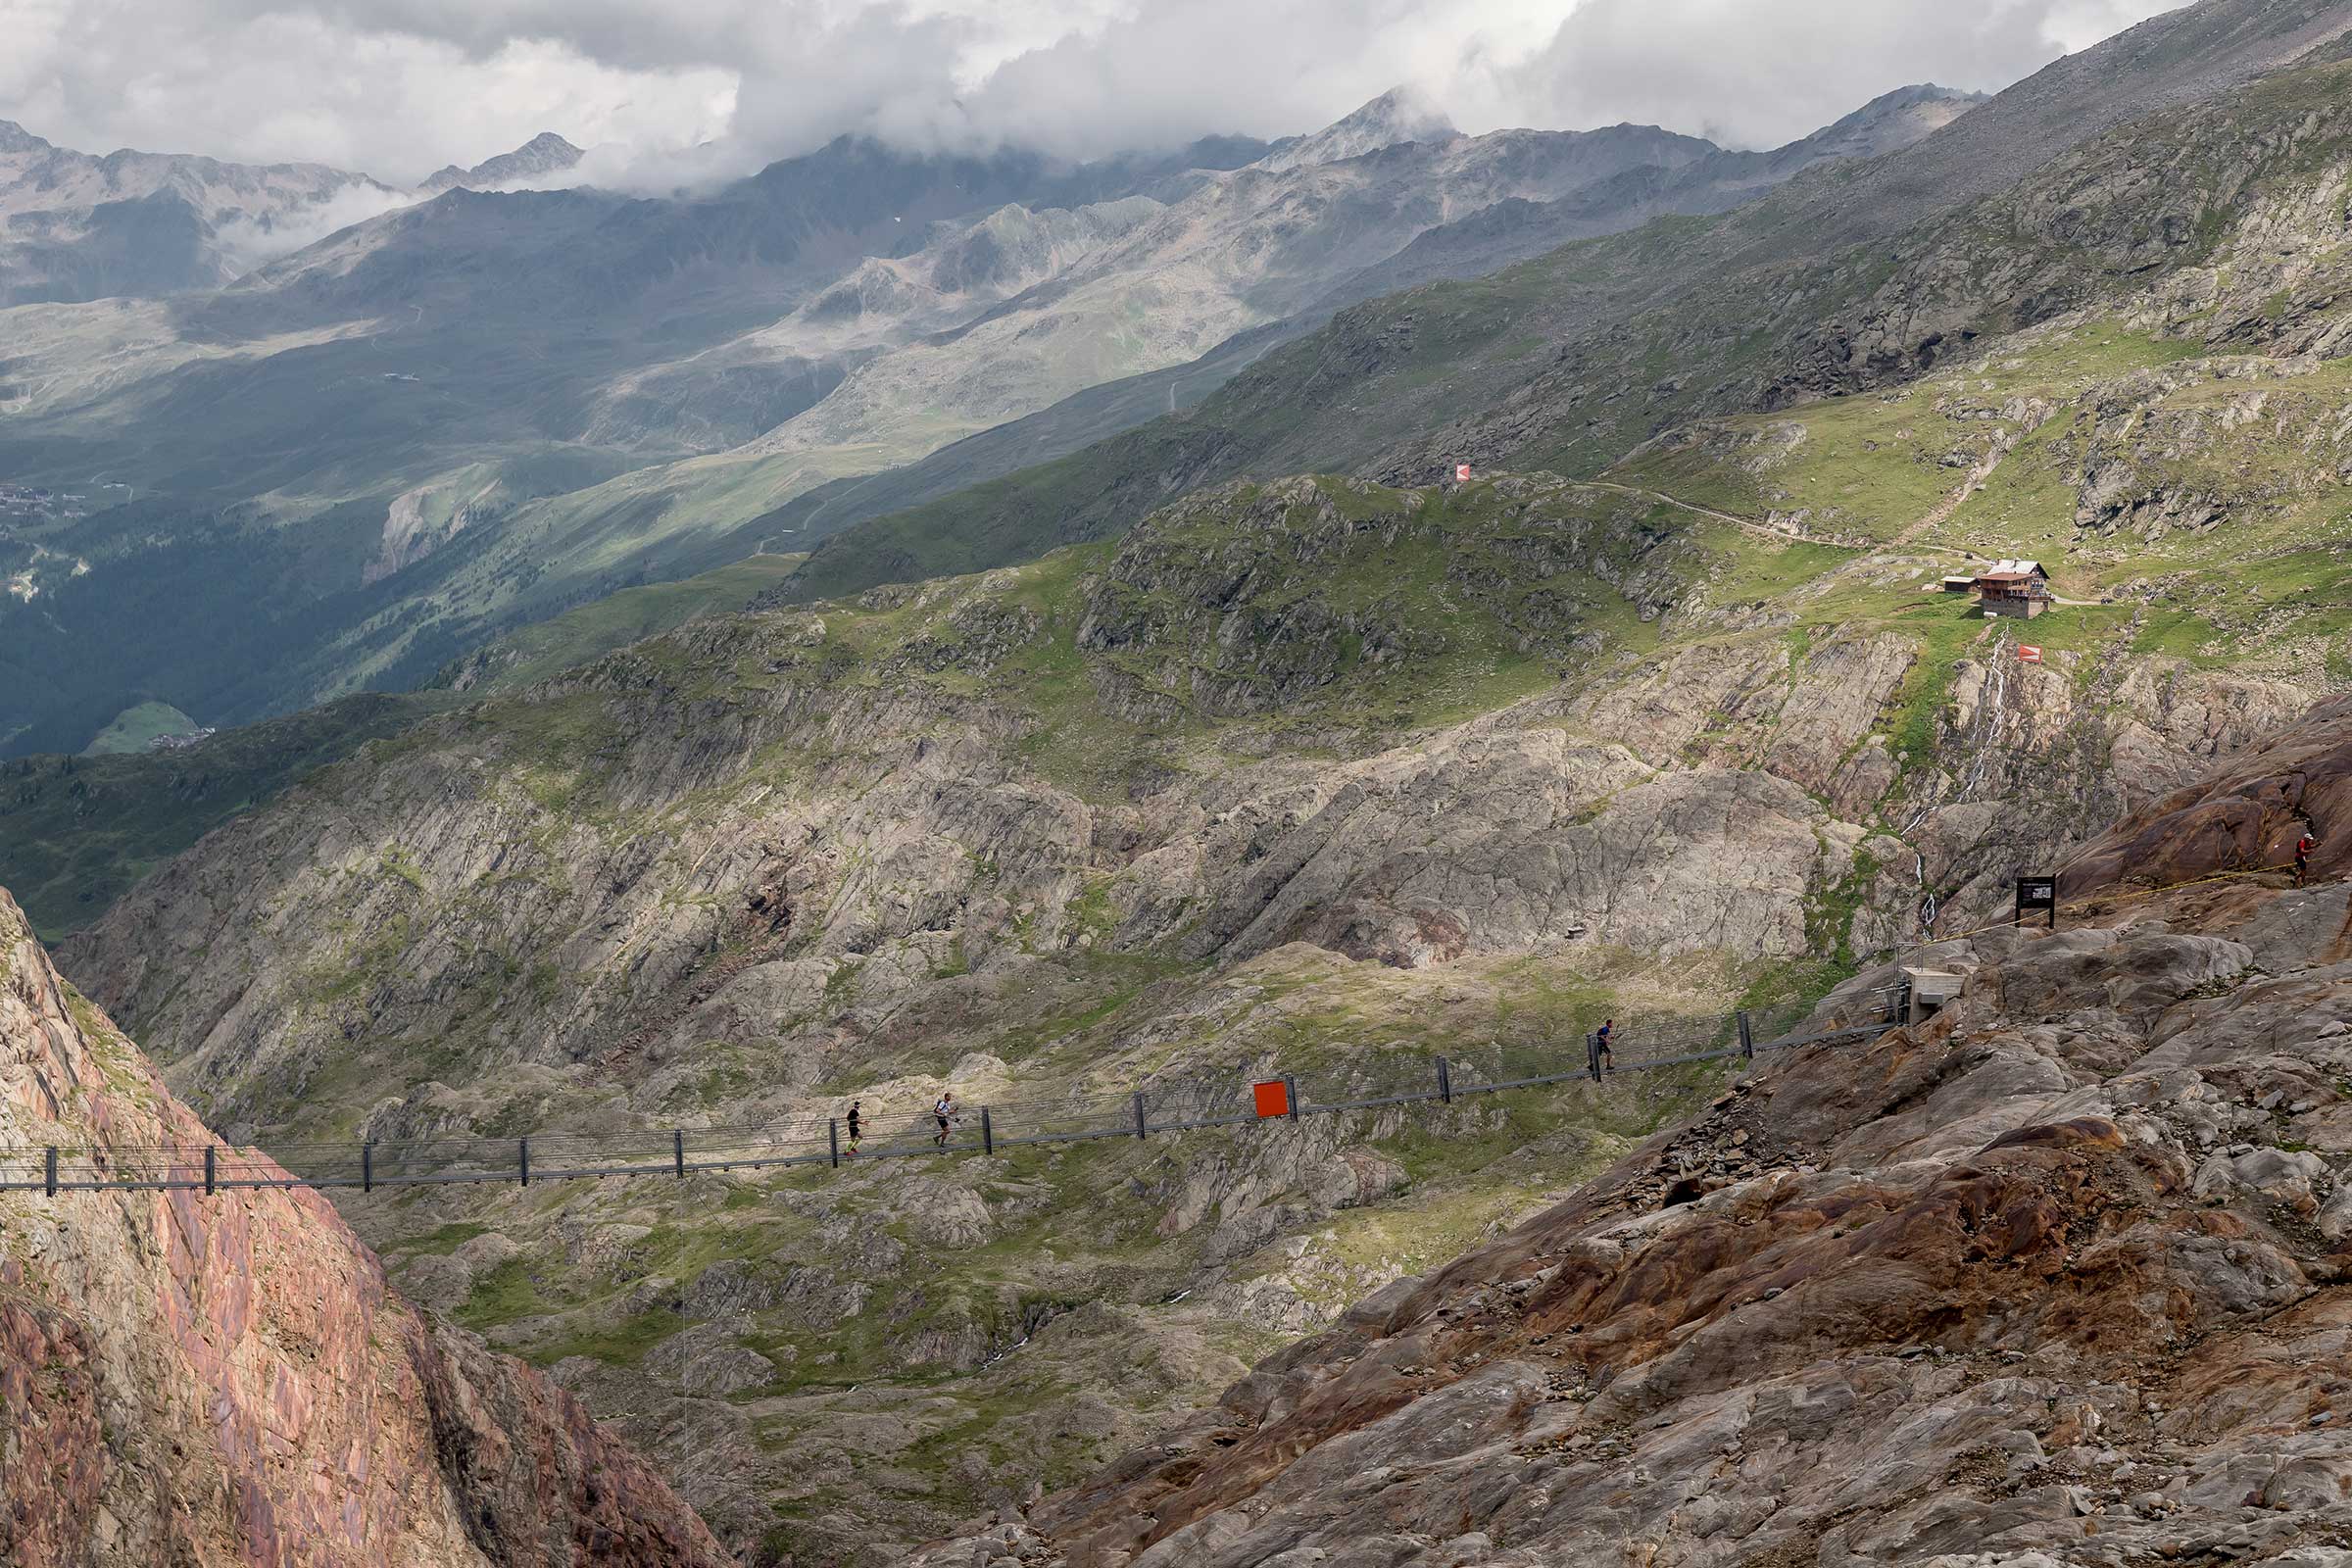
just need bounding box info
[1970,559,2052,619]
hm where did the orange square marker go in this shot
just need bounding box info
[1251,1080,1292,1118]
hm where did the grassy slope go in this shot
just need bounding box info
[1608,315,2352,677]
[780,475,1682,803]
[438,554,805,692]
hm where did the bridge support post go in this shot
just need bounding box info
[828,1119,840,1168]
[1132,1092,1147,1140]
[362,1141,372,1194]
[982,1106,995,1155]
[204,1146,217,1196]
[1284,1076,1300,1120]
[674,1129,687,1177]
[1738,1011,1754,1061]
[518,1137,531,1187]
[1436,1055,1451,1104]
[1587,1034,1602,1083]
[43,1147,56,1198]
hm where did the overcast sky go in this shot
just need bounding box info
[1,0,2189,188]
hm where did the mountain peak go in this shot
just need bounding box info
[1777,81,1987,162]
[0,119,53,155]
[418,131,585,194]
[1258,85,1458,172]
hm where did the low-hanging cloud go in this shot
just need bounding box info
[0,0,2191,191]
[1496,0,2190,150]
[212,181,423,272]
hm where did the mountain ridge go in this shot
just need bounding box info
[0,85,1953,759]
[780,0,2352,606]
[418,130,585,194]
[0,120,397,304]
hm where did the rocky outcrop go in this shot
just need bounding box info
[0,886,727,1568]
[2064,692,2352,895]
[1171,745,1882,966]
[908,816,2352,1565]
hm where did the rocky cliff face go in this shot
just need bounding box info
[908,707,2352,1567]
[0,886,726,1567]
[2065,692,2352,893]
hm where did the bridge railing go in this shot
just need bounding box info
[0,989,1905,1196]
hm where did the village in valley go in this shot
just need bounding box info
[0,481,107,603]
[0,481,109,523]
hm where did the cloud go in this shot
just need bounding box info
[0,0,2193,189]
[212,181,424,271]
[0,5,733,185]
[1494,0,2191,150]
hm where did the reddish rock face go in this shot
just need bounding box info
[2063,693,2352,897]
[0,887,729,1568]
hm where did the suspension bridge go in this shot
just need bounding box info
[0,988,1908,1197]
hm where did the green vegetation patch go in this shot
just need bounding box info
[80,702,203,757]
[378,1221,492,1256]
[1880,599,1993,773]
[535,1308,687,1368]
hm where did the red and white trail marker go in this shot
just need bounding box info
[1454,463,1472,482]
[2017,644,2043,663]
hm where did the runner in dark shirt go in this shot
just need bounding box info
[845,1100,862,1157]
[1596,1019,1615,1073]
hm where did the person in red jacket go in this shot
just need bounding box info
[2296,829,2318,888]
